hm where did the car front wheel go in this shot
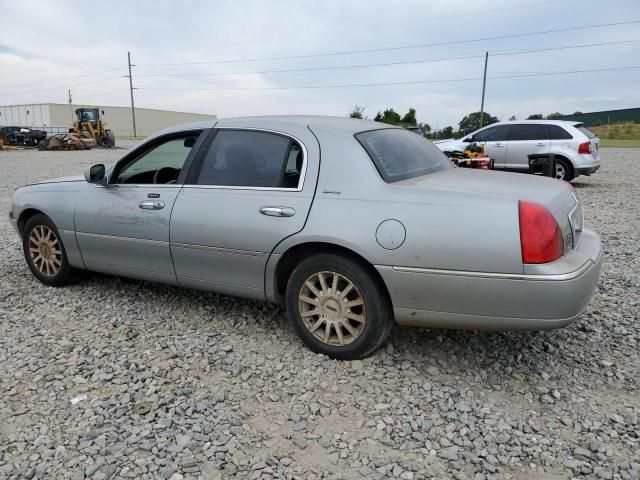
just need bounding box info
[22,214,77,286]
[285,253,393,360]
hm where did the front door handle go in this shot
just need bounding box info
[535,142,546,146]
[139,200,165,210]
[260,206,295,217]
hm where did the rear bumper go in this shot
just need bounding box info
[376,224,602,330]
[577,165,600,176]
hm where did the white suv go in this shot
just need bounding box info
[434,120,600,181]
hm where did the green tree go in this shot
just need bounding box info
[573,111,583,115]
[546,112,564,120]
[527,114,544,120]
[458,111,498,133]
[508,115,517,121]
[401,108,417,126]
[374,108,402,125]
[418,122,431,135]
[441,126,454,138]
[349,105,366,119]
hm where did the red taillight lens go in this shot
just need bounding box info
[518,201,564,264]
[578,141,591,154]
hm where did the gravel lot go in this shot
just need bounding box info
[0,145,638,480]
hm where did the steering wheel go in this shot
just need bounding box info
[153,167,180,184]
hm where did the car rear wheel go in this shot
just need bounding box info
[22,214,77,286]
[554,158,574,181]
[285,253,393,360]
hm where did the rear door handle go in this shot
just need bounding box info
[260,206,295,217]
[493,143,504,148]
[535,142,546,146]
[139,200,165,210]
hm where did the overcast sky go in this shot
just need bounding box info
[1,0,639,128]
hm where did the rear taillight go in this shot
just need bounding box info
[578,141,591,154]
[518,201,564,264]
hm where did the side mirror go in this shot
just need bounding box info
[85,164,106,184]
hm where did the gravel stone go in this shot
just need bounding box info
[0,145,638,479]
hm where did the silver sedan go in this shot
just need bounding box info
[10,116,602,359]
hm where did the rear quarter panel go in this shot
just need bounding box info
[273,126,523,274]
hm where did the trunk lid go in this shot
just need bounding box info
[398,168,582,253]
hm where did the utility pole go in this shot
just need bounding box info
[126,51,137,138]
[479,51,488,128]
[68,89,74,125]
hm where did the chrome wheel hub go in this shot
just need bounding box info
[28,225,62,277]
[298,271,366,346]
[555,163,565,179]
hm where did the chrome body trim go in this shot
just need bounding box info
[391,260,594,282]
[75,231,264,257]
[171,242,265,257]
[76,231,169,247]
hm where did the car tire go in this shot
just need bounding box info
[285,253,394,360]
[22,214,78,287]
[554,158,574,181]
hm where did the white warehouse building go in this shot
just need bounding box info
[0,103,216,138]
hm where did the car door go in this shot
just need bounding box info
[170,127,319,299]
[504,123,550,170]
[74,129,208,283]
[470,124,513,168]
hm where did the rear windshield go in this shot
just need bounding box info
[355,128,452,183]
[576,125,596,139]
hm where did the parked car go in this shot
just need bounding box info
[10,116,602,359]
[38,133,96,151]
[434,120,600,181]
[0,126,47,147]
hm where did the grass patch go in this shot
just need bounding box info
[599,139,640,148]
[590,123,640,141]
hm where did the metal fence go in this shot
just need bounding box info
[559,108,640,127]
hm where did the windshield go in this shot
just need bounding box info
[355,128,452,183]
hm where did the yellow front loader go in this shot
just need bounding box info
[70,108,115,148]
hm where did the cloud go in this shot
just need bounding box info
[1,0,639,126]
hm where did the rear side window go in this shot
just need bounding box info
[545,125,573,140]
[197,130,303,188]
[511,124,548,141]
[356,128,452,183]
[576,125,596,139]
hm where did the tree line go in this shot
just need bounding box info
[349,106,583,139]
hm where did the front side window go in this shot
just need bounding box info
[473,124,512,142]
[355,128,452,183]
[511,124,548,141]
[114,133,200,184]
[197,130,303,188]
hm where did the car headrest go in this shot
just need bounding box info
[296,150,303,172]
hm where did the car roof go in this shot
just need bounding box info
[159,115,396,136]
[490,120,582,126]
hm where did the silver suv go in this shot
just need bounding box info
[434,120,600,181]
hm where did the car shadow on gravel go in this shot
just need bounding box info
[78,270,598,380]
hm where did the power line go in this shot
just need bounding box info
[0,76,126,98]
[0,67,124,90]
[134,0,573,54]
[135,19,640,67]
[134,39,640,79]
[135,65,640,92]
